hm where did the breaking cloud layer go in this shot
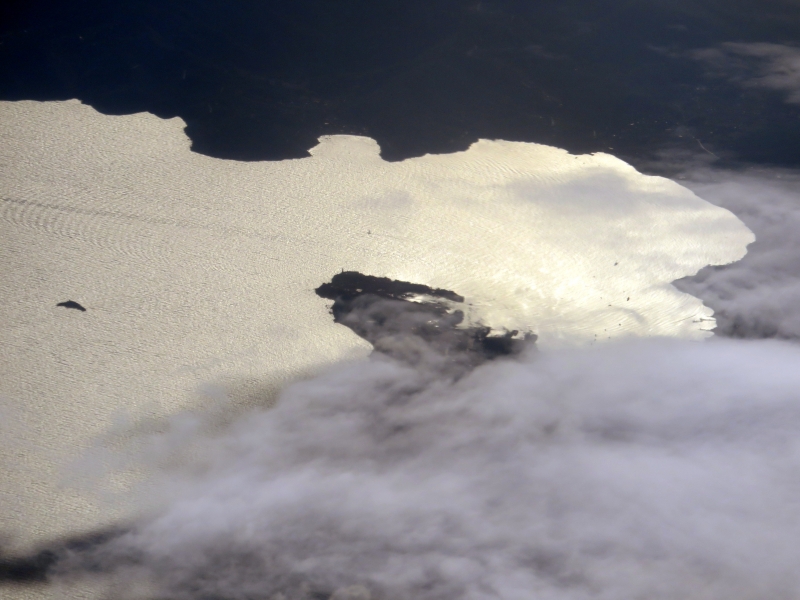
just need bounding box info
[692,42,800,104]
[674,164,800,339]
[35,337,800,600]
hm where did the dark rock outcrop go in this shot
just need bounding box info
[56,300,86,312]
[316,271,535,368]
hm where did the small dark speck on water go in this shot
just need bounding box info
[56,300,86,312]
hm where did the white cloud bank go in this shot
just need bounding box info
[56,338,800,600]
[693,42,800,103]
[674,166,800,338]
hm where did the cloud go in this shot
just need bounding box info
[692,42,800,103]
[673,165,800,339]
[30,336,800,599]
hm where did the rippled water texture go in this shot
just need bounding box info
[0,99,751,597]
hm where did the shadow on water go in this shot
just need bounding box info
[0,528,125,584]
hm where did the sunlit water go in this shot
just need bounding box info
[0,100,752,599]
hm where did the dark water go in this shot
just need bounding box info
[2,0,799,172]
